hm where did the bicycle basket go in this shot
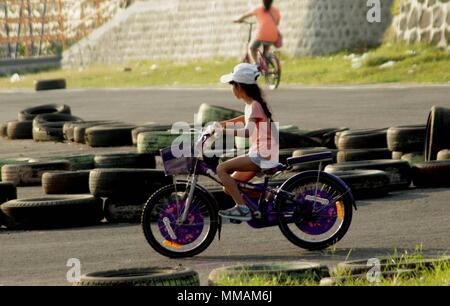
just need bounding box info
[160,146,195,176]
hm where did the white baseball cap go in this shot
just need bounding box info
[220,63,260,85]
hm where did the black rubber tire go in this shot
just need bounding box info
[437,149,450,161]
[392,151,403,160]
[1,160,72,186]
[18,104,71,122]
[6,120,33,139]
[30,154,95,171]
[0,182,18,226]
[76,266,200,286]
[334,256,450,276]
[290,148,336,171]
[425,106,450,161]
[400,152,424,165]
[35,79,66,91]
[337,148,391,163]
[141,183,219,258]
[132,124,173,145]
[0,195,103,229]
[198,103,244,125]
[42,170,91,194]
[0,122,8,137]
[277,171,354,251]
[324,160,412,191]
[85,124,136,147]
[67,121,120,143]
[0,182,17,204]
[323,170,390,199]
[208,262,329,286]
[387,125,426,152]
[412,160,450,188]
[63,121,113,142]
[137,131,191,154]
[104,197,146,223]
[94,153,156,169]
[33,113,83,142]
[89,169,172,198]
[278,131,321,150]
[304,128,349,149]
[337,129,388,150]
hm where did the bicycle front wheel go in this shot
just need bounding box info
[277,172,353,250]
[264,54,281,90]
[141,183,218,258]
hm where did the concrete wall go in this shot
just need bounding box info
[63,0,393,67]
[393,0,450,48]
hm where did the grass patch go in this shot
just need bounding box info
[213,248,450,286]
[1,43,450,89]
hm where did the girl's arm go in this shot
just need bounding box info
[219,115,245,127]
[234,11,254,23]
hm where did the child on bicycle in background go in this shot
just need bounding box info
[234,0,281,65]
[209,63,279,221]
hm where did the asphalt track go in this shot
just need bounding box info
[0,86,449,285]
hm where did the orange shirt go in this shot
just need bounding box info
[252,6,281,43]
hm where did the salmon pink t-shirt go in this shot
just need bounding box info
[245,101,278,161]
[251,6,281,43]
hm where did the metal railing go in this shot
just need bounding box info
[0,0,131,59]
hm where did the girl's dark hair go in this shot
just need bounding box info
[263,0,273,11]
[232,82,273,122]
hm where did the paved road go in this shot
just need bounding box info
[0,86,449,285]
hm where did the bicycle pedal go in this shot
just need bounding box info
[229,219,242,225]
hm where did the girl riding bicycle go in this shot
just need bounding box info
[234,0,281,65]
[213,63,279,221]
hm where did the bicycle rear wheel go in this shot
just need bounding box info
[277,171,353,250]
[264,54,281,90]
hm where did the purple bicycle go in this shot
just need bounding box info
[141,130,356,258]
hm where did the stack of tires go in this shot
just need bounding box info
[320,128,403,199]
[1,104,74,141]
[388,125,426,165]
[411,106,450,188]
[89,168,172,223]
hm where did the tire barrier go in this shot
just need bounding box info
[63,121,114,142]
[412,161,450,188]
[0,122,8,137]
[29,154,95,171]
[303,127,349,149]
[0,158,31,180]
[291,148,336,171]
[6,120,33,139]
[85,124,136,147]
[103,197,146,223]
[208,262,329,286]
[18,104,71,122]
[437,149,450,161]
[137,131,195,154]
[0,195,103,229]
[336,129,388,150]
[42,171,91,194]
[33,114,83,142]
[94,153,156,169]
[0,182,17,226]
[198,103,244,125]
[1,160,72,186]
[89,169,172,198]
[131,124,173,145]
[76,266,200,286]
[337,148,391,163]
[324,170,390,199]
[325,160,412,191]
[425,106,450,161]
[387,125,426,153]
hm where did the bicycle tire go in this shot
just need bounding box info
[277,172,353,250]
[141,183,219,258]
[264,54,281,90]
